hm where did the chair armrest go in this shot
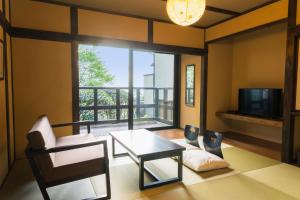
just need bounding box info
[51,121,94,133]
[27,140,108,156]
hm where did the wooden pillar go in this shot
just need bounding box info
[200,44,208,134]
[71,7,80,134]
[282,0,298,163]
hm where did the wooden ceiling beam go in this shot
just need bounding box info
[206,6,240,16]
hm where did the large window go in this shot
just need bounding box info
[78,44,176,134]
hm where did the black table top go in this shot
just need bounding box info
[110,129,185,158]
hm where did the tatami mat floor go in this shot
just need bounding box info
[0,134,299,200]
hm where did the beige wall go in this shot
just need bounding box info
[78,9,148,42]
[207,40,233,132]
[12,38,73,158]
[154,22,205,48]
[207,23,287,143]
[11,0,70,33]
[231,23,287,109]
[205,0,288,42]
[180,55,201,128]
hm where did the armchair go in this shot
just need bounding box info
[25,115,111,200]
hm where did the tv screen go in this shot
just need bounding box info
[238,88,282,118]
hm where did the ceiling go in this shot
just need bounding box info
[48,0,276,27]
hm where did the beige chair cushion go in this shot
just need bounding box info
[27,115,56,150]
[44,134,106,182]
[27,116,57,175]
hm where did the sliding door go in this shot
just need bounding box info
[133,51,175,129]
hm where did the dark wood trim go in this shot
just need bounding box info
[148,19,153,44]
[200,44,208,134]
[0,39,3,80]
[32,0,206,29]
[206,6,240,16]
[32,140,107,155]
[70,6,78,34]
[174,54,181,128]
[51,121,94,134]
[216,112,283,128]
[282,0,297,163]
[206,0,280,28]
[291,110,300,116]
[9,30,16,165]
[206,18,287,44]
[70,7,80,134]
[2,7,12,172]
[11,27,207,56]
[11,27,72,42]
[0,8,11,34]
[292,25,300,36]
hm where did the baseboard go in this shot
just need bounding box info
[222,131,282,151]
[297,152,300,166]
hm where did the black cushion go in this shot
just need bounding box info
[184,125,200,147]
[203,130,224,158]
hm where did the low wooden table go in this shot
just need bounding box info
[109,129,185,190]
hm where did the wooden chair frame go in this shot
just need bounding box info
[25,121,111,200]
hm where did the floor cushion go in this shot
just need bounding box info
[183,149,230,172]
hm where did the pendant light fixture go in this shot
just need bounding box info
[166,0,206,26]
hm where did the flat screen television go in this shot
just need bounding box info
[238,88,282,119]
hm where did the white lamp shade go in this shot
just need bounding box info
[167,0,206,26]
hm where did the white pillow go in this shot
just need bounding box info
[183,149,229,172]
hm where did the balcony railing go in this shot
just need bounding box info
[79,86,174,126]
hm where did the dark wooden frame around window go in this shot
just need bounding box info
[185,64,195,107]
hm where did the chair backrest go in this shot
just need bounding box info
[27,115,56,150]
[203,130,224,158]
[27,115,56,176]
[184,125,200,147]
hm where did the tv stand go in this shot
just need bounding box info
[216,112,283,128]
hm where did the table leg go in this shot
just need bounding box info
[178,151,183,181]
[112,137,116,157]
[139,157,145,190]
[111,137,129,158]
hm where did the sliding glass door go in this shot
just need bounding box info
[133,51,175,129]
[78,44,176,135]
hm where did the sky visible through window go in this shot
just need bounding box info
[85,45,154,87]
